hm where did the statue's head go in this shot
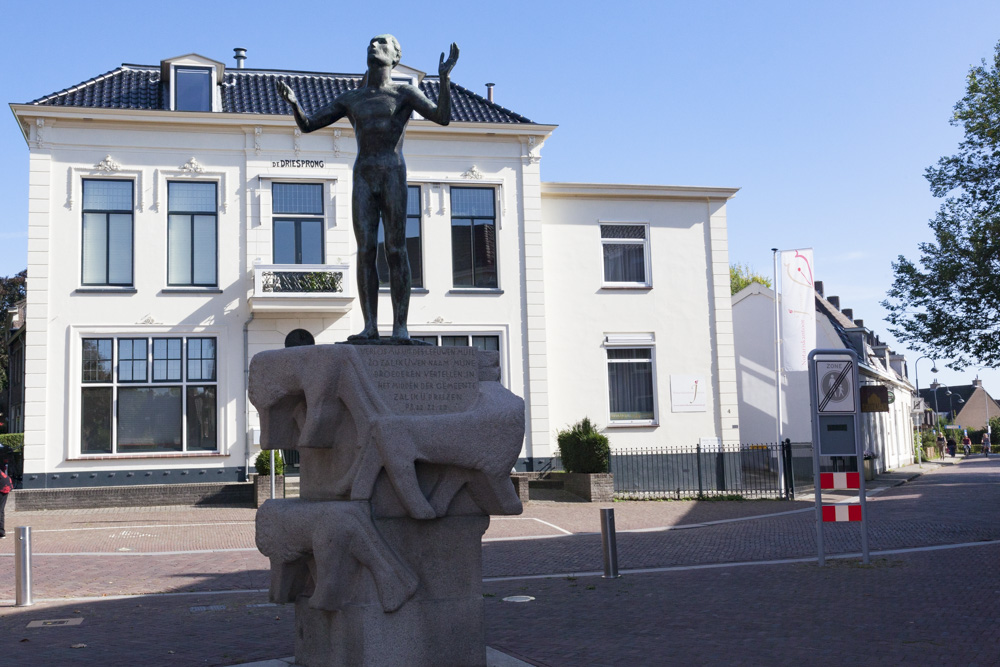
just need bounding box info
[368,34,402,68]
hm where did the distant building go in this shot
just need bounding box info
[732,281,915,473]
[919,379,1000,432]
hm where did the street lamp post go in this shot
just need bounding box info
[914,356,939,465]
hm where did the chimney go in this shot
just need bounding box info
[814,281,824,297]
[930,380,940,390]
[974,378,983,388]
[234,48,247,69]
[828,296,840,309]
[485,83,495,103]
[854,319,864,328]
[842,308,853,321]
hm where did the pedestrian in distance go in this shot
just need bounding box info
[983,432,991,457]
[962,434,972,456]
[936,433,946,458]
[0,463,11,538]
[946,436,957,458]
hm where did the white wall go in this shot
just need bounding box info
[540,186,739,450]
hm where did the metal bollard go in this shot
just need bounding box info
[15,526,33,607]
[600,508,620,578]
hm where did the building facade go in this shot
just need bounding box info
[10,51,739,489]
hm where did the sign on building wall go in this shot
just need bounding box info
[780,249,816,372]
[860,385,890,413]
[670,375,707,412]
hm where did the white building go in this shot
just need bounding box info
[732,281,915,474]
[9,50,739,490]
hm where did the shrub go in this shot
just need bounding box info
[556,418,610,474]
[255,449,284,476]
[0,433,24,453]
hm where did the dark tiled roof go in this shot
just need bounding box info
[28,65,534,124]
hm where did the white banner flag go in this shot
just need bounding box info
[780,249,816,372]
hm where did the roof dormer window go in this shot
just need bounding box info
[175,67,212,111]
[160,54,226,113]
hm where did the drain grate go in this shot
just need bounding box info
[189,605,226,613]
[27,618,84,628]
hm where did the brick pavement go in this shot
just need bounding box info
[0,457,996,665]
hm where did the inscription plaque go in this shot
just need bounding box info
[357,346,480,415]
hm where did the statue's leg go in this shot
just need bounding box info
[383,168,411,340]
[350,179,381,340]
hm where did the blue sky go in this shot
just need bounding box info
[3,0,999,396]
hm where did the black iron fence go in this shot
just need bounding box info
[611,441,795,500]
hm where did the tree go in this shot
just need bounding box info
[0,270,27,393]
[730,263,771,295]
[883,41,1000,369]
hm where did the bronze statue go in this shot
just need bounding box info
[276,35,459,342]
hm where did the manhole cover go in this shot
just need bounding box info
[501,595,535,603]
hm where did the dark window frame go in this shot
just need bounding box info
[167,181,219,287]
[79,335,219,455]
[81,179,134,287]
[174,66,213,112]
[273,183,325,265]
[450,186,497,289]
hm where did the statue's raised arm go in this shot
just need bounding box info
[408,43,459,127]
[275,80,346,133]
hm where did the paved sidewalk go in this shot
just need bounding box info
[0,457,995,665]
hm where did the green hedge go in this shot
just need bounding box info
[0,433,23,452]
[254,449,284,475]
[556,418,610,474]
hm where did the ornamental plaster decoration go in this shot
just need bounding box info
[34,119,46,148]
[294,129,302,156]
[522,136,541,165]
[95,155,122,172]
[153,166,228,213]
[137,314,158,325]
[254,127,263,156]
[332,130,342,158]
[66,166,145,211]
[460,165,484,180]
[180,157,205,173]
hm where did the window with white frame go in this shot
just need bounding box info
[607,346,656,423]
[82,179,133,286]
[273,183,324,265]
[451,187,498,288]
[174,66,212,112]
[80,336,218,454]
[377,185,423,288]
[601,223,650,287]
[168,182,218,286]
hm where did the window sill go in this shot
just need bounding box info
[448,288,504,295]
[75,287,137,294]
[380,287,429,294]
[161,288,223,294]
[69,452,225,461]
[605,421,658,428]
[600,284,653,291]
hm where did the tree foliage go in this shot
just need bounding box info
[0,270,27,394]
[883,42,1000,369]
[730,263,772,295]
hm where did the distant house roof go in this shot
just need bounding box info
[27,64,535,125]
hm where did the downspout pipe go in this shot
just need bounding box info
[243,312,255,481]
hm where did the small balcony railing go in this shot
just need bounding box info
[250,263,352,313]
